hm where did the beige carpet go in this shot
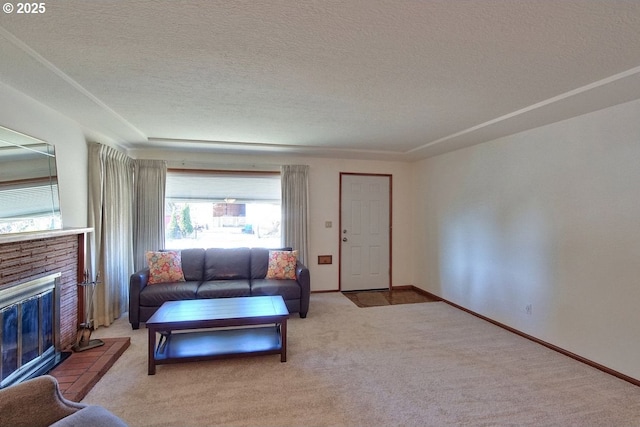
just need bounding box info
[87,293,640,426]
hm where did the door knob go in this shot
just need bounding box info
[342,237,348,242]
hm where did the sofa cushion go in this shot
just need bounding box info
[146,251,185,284]
[177,248,206,281]
[204,248,251,280]
[250,247,292,279]
[266,250,298,279]
[139,282,199,306]
[197,280,251,298]
[251,279,301,300]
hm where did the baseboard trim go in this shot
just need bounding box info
[411,286,640,388]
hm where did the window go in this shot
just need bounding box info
[164,170,281,249]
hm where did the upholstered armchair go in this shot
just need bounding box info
[0,375,127,427]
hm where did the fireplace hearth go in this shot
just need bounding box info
[0,272,64,389]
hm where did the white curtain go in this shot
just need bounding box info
[133,160,167,271]
[87,142,134,327]
[281,165,309,264]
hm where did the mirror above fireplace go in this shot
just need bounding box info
[0,126,62,234]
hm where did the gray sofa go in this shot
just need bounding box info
[0,375,127,427]
[129,247,310,329]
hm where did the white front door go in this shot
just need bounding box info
[340,174,391,291]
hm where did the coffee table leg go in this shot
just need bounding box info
[148,327,156,375]
[280,319,287,362]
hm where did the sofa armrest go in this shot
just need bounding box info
[50,405,128,427]
[0,375,85,427]
[296,261,310,318]
[128,267,149,329]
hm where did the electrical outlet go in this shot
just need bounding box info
[525,304,532,315]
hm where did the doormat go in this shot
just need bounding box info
[49,337,130,402]
[342,288,440,308]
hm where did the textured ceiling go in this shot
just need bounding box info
[1,1,640,161]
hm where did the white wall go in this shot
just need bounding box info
[413,98,640,381]
[0,82,89,228]
[131,149,414,292]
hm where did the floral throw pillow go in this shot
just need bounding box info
[266,250,298,280]
[146,251,185,284]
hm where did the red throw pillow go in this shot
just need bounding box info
[146,251,186,284]
[266,250,298,280]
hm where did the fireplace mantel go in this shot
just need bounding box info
[0,227,93,245]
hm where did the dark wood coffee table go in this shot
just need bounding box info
[146,296,289,375]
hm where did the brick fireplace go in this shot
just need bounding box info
[0,228,92,353]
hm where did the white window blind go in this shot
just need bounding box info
[166,170,280,203]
